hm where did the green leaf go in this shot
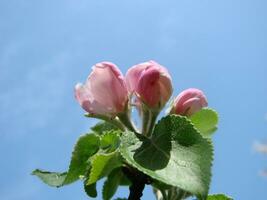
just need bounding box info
[207,194,233,200]
[120,115,213,198]
[86,151,123,185]
[31,170,67,187]
[64,134,100,184]
[85,131,123,186]
[190,108,219,137]
[32,134,100,187]
[102,168,128,200]
[91,121,119,135]
[100,131,121,153]
[84,182,97,198]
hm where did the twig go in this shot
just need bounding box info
[122,167,150,200]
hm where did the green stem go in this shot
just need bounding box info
[166,188,188,200]
[175,190,185,200]
[160,189,168,200]
[141,107,151,136]
[108,118,126,131]
[117,112,138,133]
[142,107,159,137]
[85,113,125,131]
[146,110,159,137]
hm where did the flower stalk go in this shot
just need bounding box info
[85,113,126,131]
[117,111,138,133]
[141,105,159,137]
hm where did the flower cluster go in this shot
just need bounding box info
[33,60,222,200]
[75,60,208,134]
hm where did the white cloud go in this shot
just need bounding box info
[260,169,267,177]
[254,141,267,154]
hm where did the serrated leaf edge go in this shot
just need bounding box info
[190,108,219,135]
[63,133,100,185]
[208,193,233,200]
[87,150,122,185]
[102,168,122,200]
[119,115,214,197]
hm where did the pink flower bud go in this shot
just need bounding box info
[126,60,172,109]
[75,62,128,117]
[172,88,208,116]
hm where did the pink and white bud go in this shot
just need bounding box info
[75,62,128,117]
[171,88,208,116]
[126,60,172,109]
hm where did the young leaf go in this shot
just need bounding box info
[120,115,213,198]
[91,121,119,135]
[100,131,121,153]
[85,131,123,186]
[86,151,123,185]
[32,133,100,187]
[63,134,100,185]
[31,170,67,187]
[207,194,233,200]
[102,168,128,200]
[190,108,218,137]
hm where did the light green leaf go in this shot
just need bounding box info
[102,168,129,200]
[120,115,213,198]
[190,108,219,137]
[86,151,123,185]
[85,131,123,186]
[207,194,233,200]
[32,134,100,187]
[64,134,100,184]
[100,131,121,153]
[91,121,119,135]
[31,170,67,187]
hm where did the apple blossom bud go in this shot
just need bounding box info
[171,88,208,116]
[126,60,172,109]
[75,62,128,117]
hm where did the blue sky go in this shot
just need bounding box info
[0,0,267,199]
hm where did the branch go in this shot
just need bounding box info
[122,167,151,200]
